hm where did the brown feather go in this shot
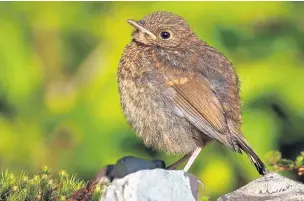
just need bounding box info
[172,76,227,134]
[164,74,233,148]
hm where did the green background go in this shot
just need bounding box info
[0,2,303,199]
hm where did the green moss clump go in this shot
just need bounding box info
[0,166,102,201]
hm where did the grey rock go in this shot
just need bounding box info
[218,172,304,201]
[108,156,166,180]
[101,169,199,201]
[96,156,166,182]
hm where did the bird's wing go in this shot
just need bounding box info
[163,71,268,175]
[164,73,232,147]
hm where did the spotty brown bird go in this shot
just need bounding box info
[118,11,268,175]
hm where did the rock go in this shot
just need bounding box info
[101,169,199,201]
[217,172,304,201]
[99,156,304,201]
[108,156,166,181]
[96,156,166,182]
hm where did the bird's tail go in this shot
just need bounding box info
[233,135,269,176]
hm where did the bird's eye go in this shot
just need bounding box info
[160,31,171,40]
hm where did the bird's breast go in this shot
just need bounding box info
[118,45,202,154]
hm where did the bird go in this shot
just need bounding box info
[117,11,268,175]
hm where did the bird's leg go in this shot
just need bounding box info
[167,152,192,170]
[183,147,202,172]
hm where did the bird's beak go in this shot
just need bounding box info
[127,19,157,40]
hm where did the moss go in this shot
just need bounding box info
[0,166,103,201]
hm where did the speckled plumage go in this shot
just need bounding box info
[118,11,268,175]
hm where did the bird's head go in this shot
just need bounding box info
[127,11,196,49]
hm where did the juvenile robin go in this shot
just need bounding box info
[118,11,268,175]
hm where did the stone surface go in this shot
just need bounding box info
[98,156,304,201]
[101,169,199,201]
[217,172,304,201]
[96,156,166,182]
[107,156,166,181]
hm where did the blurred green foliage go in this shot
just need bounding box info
[0,2,304,199]
[265,150,304,175]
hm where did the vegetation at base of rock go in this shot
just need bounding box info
[265,151,304,175]
[0,166,102,201]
